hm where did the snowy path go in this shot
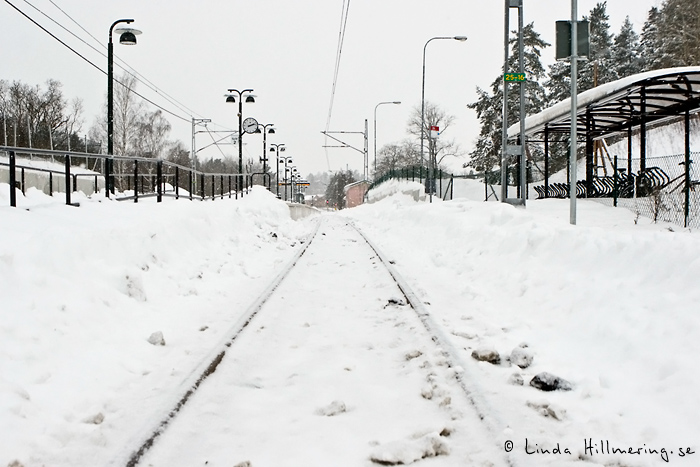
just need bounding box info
[134,216,505,467]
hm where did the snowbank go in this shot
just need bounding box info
[345,181,700,466]
[0,185,314,467]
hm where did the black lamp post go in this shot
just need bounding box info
[255,123,275,189]
[286,166,298,202]
[107,19,140,196]
[270,144,286,198]
[280,157,293,201]
[225,88,255,194]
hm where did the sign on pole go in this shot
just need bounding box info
[430,126,439,139]
[555,20,589,60]
[504,73,527,82]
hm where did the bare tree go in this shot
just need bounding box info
[133,109,171,159]
[0,79,82,150]
[374,139,421,176]
[113,73,145,157]
[406,101,463,170]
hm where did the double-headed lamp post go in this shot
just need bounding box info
[280,157,294,201]
[286,166,298,202]
[421,35,467,202]
[255,123,275,189]
[374,101,401,177]
[107,19,140,196]
[270,144,286,198]
[225,89,255,193]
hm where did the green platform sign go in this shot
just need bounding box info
[504,73,527,82]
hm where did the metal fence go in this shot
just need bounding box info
[589,154,700,229]
[531,153,700,229]
[369,165,454,201]
[1,146,267,207]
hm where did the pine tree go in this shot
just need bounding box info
[467,23,549,172]
[641,7,663,70]
[579,2,617,90]
[656,0,700,67]
[612,16,644,79]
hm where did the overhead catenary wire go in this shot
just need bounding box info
[324,0,351,171]
[47,0,206,121]
[5,0,193,124]
[8,0,238,160]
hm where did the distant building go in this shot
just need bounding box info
[344,180,369,208]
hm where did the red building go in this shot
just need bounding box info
[344,180,370,208]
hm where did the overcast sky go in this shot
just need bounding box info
[1,0,661,177]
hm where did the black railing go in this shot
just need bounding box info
[1,146,261,208]
[369,165,454,200]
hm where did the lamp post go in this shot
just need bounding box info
[287,166,298,202]
[292,172,302,202]
[281,159,294,201]
[225,88,255,194]
[373,101,401,177]
[421,35,467,202]
[270,144,286,198]
[255,123,275,189]
[107,19,140,197]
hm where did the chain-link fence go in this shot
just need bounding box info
[589,153,700,229]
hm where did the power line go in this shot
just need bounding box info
[5,0,192,123]
[43,0,204,121]
[324,0,351,171]
[47,0,196,118]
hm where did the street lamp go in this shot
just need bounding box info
[282,161,295,201]
[374,101,401,177]
[292,172,303,202]
[107,19,141,196]
[270,143,286,198]
[225,88,255,194]
[421,35,467,202]
[288,166,299,202]
[255,123,275,189]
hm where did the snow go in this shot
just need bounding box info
[2,178,700,466]
[506,66,700,138]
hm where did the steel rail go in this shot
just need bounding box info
[111,219,322,467]
[114,217,517,467]
[349,221,518,467]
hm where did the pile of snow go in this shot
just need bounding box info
[367,178,426,204]
[2,176,700,466]
[0,185,313,466]
[347,178,700,466]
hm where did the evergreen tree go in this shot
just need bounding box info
[612,16,644,79]
[467,22,549,172]
[544,60,571,107]
[656,0,700,67]
[641,7,664,70]
[325,169,357,209]
[580,2,617,90]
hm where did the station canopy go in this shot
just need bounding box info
[507,66,700,141]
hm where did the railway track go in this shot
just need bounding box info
[113,216,514,467]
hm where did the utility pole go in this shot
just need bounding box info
[570,0,578,225]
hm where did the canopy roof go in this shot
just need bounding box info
[507,66,700,140]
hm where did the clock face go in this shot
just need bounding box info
[242,117,259,134]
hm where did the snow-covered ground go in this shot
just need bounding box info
[1,180,699,466]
